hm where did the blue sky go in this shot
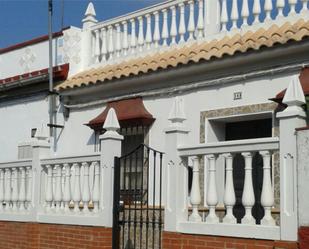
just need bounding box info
[0,0,163,48]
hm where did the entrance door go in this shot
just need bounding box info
[225,118,272,224]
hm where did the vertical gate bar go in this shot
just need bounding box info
[139,144,144,249]
[128,145,132,247]
[133,147,138,248]
[122,156,126,249]
[159,152,163,249]
[145,148,150,249]
[152,151,157,249]
[112,157,121,249]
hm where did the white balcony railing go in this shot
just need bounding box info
[0,160,33,221]
[84,0,309,67]
[176,137,280,240]
[37,154,103,225]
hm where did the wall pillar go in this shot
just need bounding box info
[277,76,307,241]
[204,0,221,37]
[100,108,123,227]
[164,97,189,232]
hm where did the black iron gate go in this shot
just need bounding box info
[112,144,164,249]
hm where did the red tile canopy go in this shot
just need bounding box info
[86,97,155,130]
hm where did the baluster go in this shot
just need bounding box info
[45,165,53,211]
[197,0,204,39]
[276,0,285,17]
[187,0,195,41]
[253,0,261,24]
[205,154,219,223]
[63,163,71,212]
[18,167,26,211]
[138,16,145,52]
[189,156,202,222]
[301,0,308,13]
[241,152,256,224]
[145,14,152,50]
[265,0,273,21]
[170,6,177,45]
[241,0,250,27]
[0,169,4,211]
[82,162,90,212]
[260,151,275,226]
[108,25,114,60]
[231,0,239,29]
[130,19,137,54]
[4,168,12,211]
[288,0,297,14]
[178,3,186,43]
[122,21,129,56]
[26,167,32,209]
[72,163,81,212]
[115,23,122,58]
[92,162,100,213]
[100,28,107,62]
[153,11,160,48]
[54,165,62,212]
[221,0,228,32]
[94,29,100,63]
[11,168,18,211]
[161,9,169,46]
[223,153,236,224]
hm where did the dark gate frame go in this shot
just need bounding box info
[112,144,164,249]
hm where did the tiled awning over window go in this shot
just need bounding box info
[86,97,155,130]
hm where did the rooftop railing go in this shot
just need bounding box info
[81,0,309,69]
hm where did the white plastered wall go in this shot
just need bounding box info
[0,95,49,161]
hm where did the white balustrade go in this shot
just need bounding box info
[41,155,100,214]
[86,0,308,66]
[89,0,207,64]
[0,161,32,213]
[178,138,279,235]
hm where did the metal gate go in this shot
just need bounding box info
[112,144,164,249]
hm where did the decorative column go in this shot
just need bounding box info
[260,150,275,226]
[92,161,100,213]
[4,168,12,211]
[72,163,81,212]
[18,167,26,211]
[11,168,18,211]
[277,76,307,241]
[205,154,219,223]
[25,166,32,210]
[54,165,63,212]
[223,153,236,224]
[81,2,98,69]
[81,162,91,212]
[189,156,201,222]
[100,108,123,227]
[63,163,71,212]
[45,165,53,212]
[164,97,189,231]
[241,152,256,225]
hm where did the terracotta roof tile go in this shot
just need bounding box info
[57,19,309,91]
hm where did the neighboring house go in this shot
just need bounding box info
[0,1,309,249]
